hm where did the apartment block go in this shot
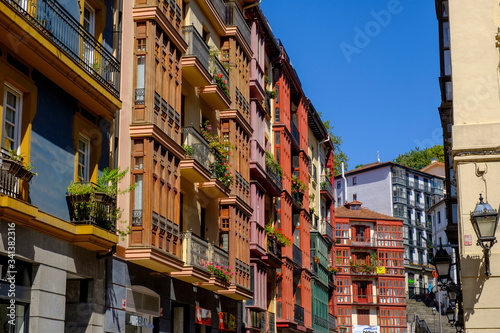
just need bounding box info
[334,201,406,333]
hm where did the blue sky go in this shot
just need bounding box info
[259,0,441,170]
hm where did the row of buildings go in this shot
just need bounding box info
[0,0,457,332]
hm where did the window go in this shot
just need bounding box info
[82,3,96,66]
[352,176,357,185]
[2,84,22,151]
[337,307,351,327]
[352,193,357,201]
[77,134,90,182]
[275,107,280,123]
[357,309,370,325]
[437,211,441,224]
[337,181,341,189]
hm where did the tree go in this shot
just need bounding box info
[321,118,349,176]
[393,145,444,170]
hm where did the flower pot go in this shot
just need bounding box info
[66,193,91,204]
[94,192,114,205]
[17,168,34,182]
[2,159,23,176]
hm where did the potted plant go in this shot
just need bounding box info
[2,150,23,176]
[207,262,233,285]
[314,256,320,264]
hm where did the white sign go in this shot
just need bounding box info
[352,326,380,333]
[128,315,154,328]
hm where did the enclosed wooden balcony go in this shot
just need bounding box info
[0,0,121,116]
[262,236,282,268]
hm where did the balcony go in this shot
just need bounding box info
[223,0,251,48]
[393,196,406,204]
[293,244,302,268]
[180,127,230,198]
[172,231,231,289]
[218,258,253,301]
[350,236,377,247]
[320,220,334,243]
[180,126,214,183]
[415,202,425,210]
[393,177,406,186]
[250,222,266,257]
[320,175,333,202]
[263,236,282,268]
[329,314,337,332]
[294,304,304,325]
[182,25,211,86]
[314,315,328,330]
[199,57,231,110]
[0,0,121,113]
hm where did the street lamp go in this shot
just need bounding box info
[434,246,452,282]
[447,284,459,304]
[338,326,347,333]
[470,194,499,277]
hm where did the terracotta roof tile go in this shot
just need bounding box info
[336,201,402,221]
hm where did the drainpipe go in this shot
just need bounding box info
[242,0,262,15]
[317,136,329,225]
[342,162,347,205]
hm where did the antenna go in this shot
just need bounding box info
[377,151,380,163]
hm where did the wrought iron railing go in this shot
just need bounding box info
[66,183,116,232]
[210,243,229,268]
[320,220,333,241]
[0,168,20,199]
[415,314,432,333]
[4,0,120,95]
[223,0,251,47]
[320,175,332,197]
[294,304,304,325]
[182,25,210,71]
[350,236,377,247]
[181,126,214,172]
[267,236,282,258]
[180,230,210,270]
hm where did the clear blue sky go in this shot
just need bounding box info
[259,0,441,170]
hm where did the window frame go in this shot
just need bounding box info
[77,133,91,182]
[2,83,23,152]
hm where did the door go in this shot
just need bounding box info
[82,3,95,70]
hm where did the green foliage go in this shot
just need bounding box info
[265,224,291,246]
[355,164,364,169]
[182,144,193,157]
[67,182,93,195]
[207,262,233,284]
[267,90,277,99]
[201,121,234,187]
[265,151,283,178]
[318,113,349,176]
[97,167,135,196]
[393,145,444,170]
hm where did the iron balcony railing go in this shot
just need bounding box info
[210,243,229,268]
[268,312,276,333]
[266,164,283,190]
[294,304,304,325]
[223,0,251,47]
[65,182,116,232]
[350,236,377,247]
[182,25,210,71]
[181,126,214,172]
[320,220,333,241]
[290,121,300,146]
[180,230,210,270]
[267,236,282,258]
[320,175,333,197]
[212,56,230,89]
[5,0,120,95]
[0,168,21,199]
[293,244,302,267]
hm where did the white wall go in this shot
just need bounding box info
[334,165,393,215]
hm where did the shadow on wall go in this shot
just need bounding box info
[461,254,486,323]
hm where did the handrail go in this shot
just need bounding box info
[4,0,120,95]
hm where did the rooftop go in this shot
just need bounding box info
[336,201,402,221]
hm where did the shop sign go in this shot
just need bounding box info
[219,312,236,331]
[408,279,414,284]
[376,266,385,274]
[128,315,154,328]
[196,306,212,326]
[352,325,380,333]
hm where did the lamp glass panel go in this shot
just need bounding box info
[446,310,455,322]
[448,290,457,302]
[476,215,497,239]
[435,261,450,277]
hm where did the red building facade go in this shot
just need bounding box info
[334,201,406,333]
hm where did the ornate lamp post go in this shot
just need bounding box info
[470,194,499,277]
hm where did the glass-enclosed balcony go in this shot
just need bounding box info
[180,126,215,183]
[320,175,333,200]
[293,244,302,267]
[290,121,300,147]
[294,304,304,325]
